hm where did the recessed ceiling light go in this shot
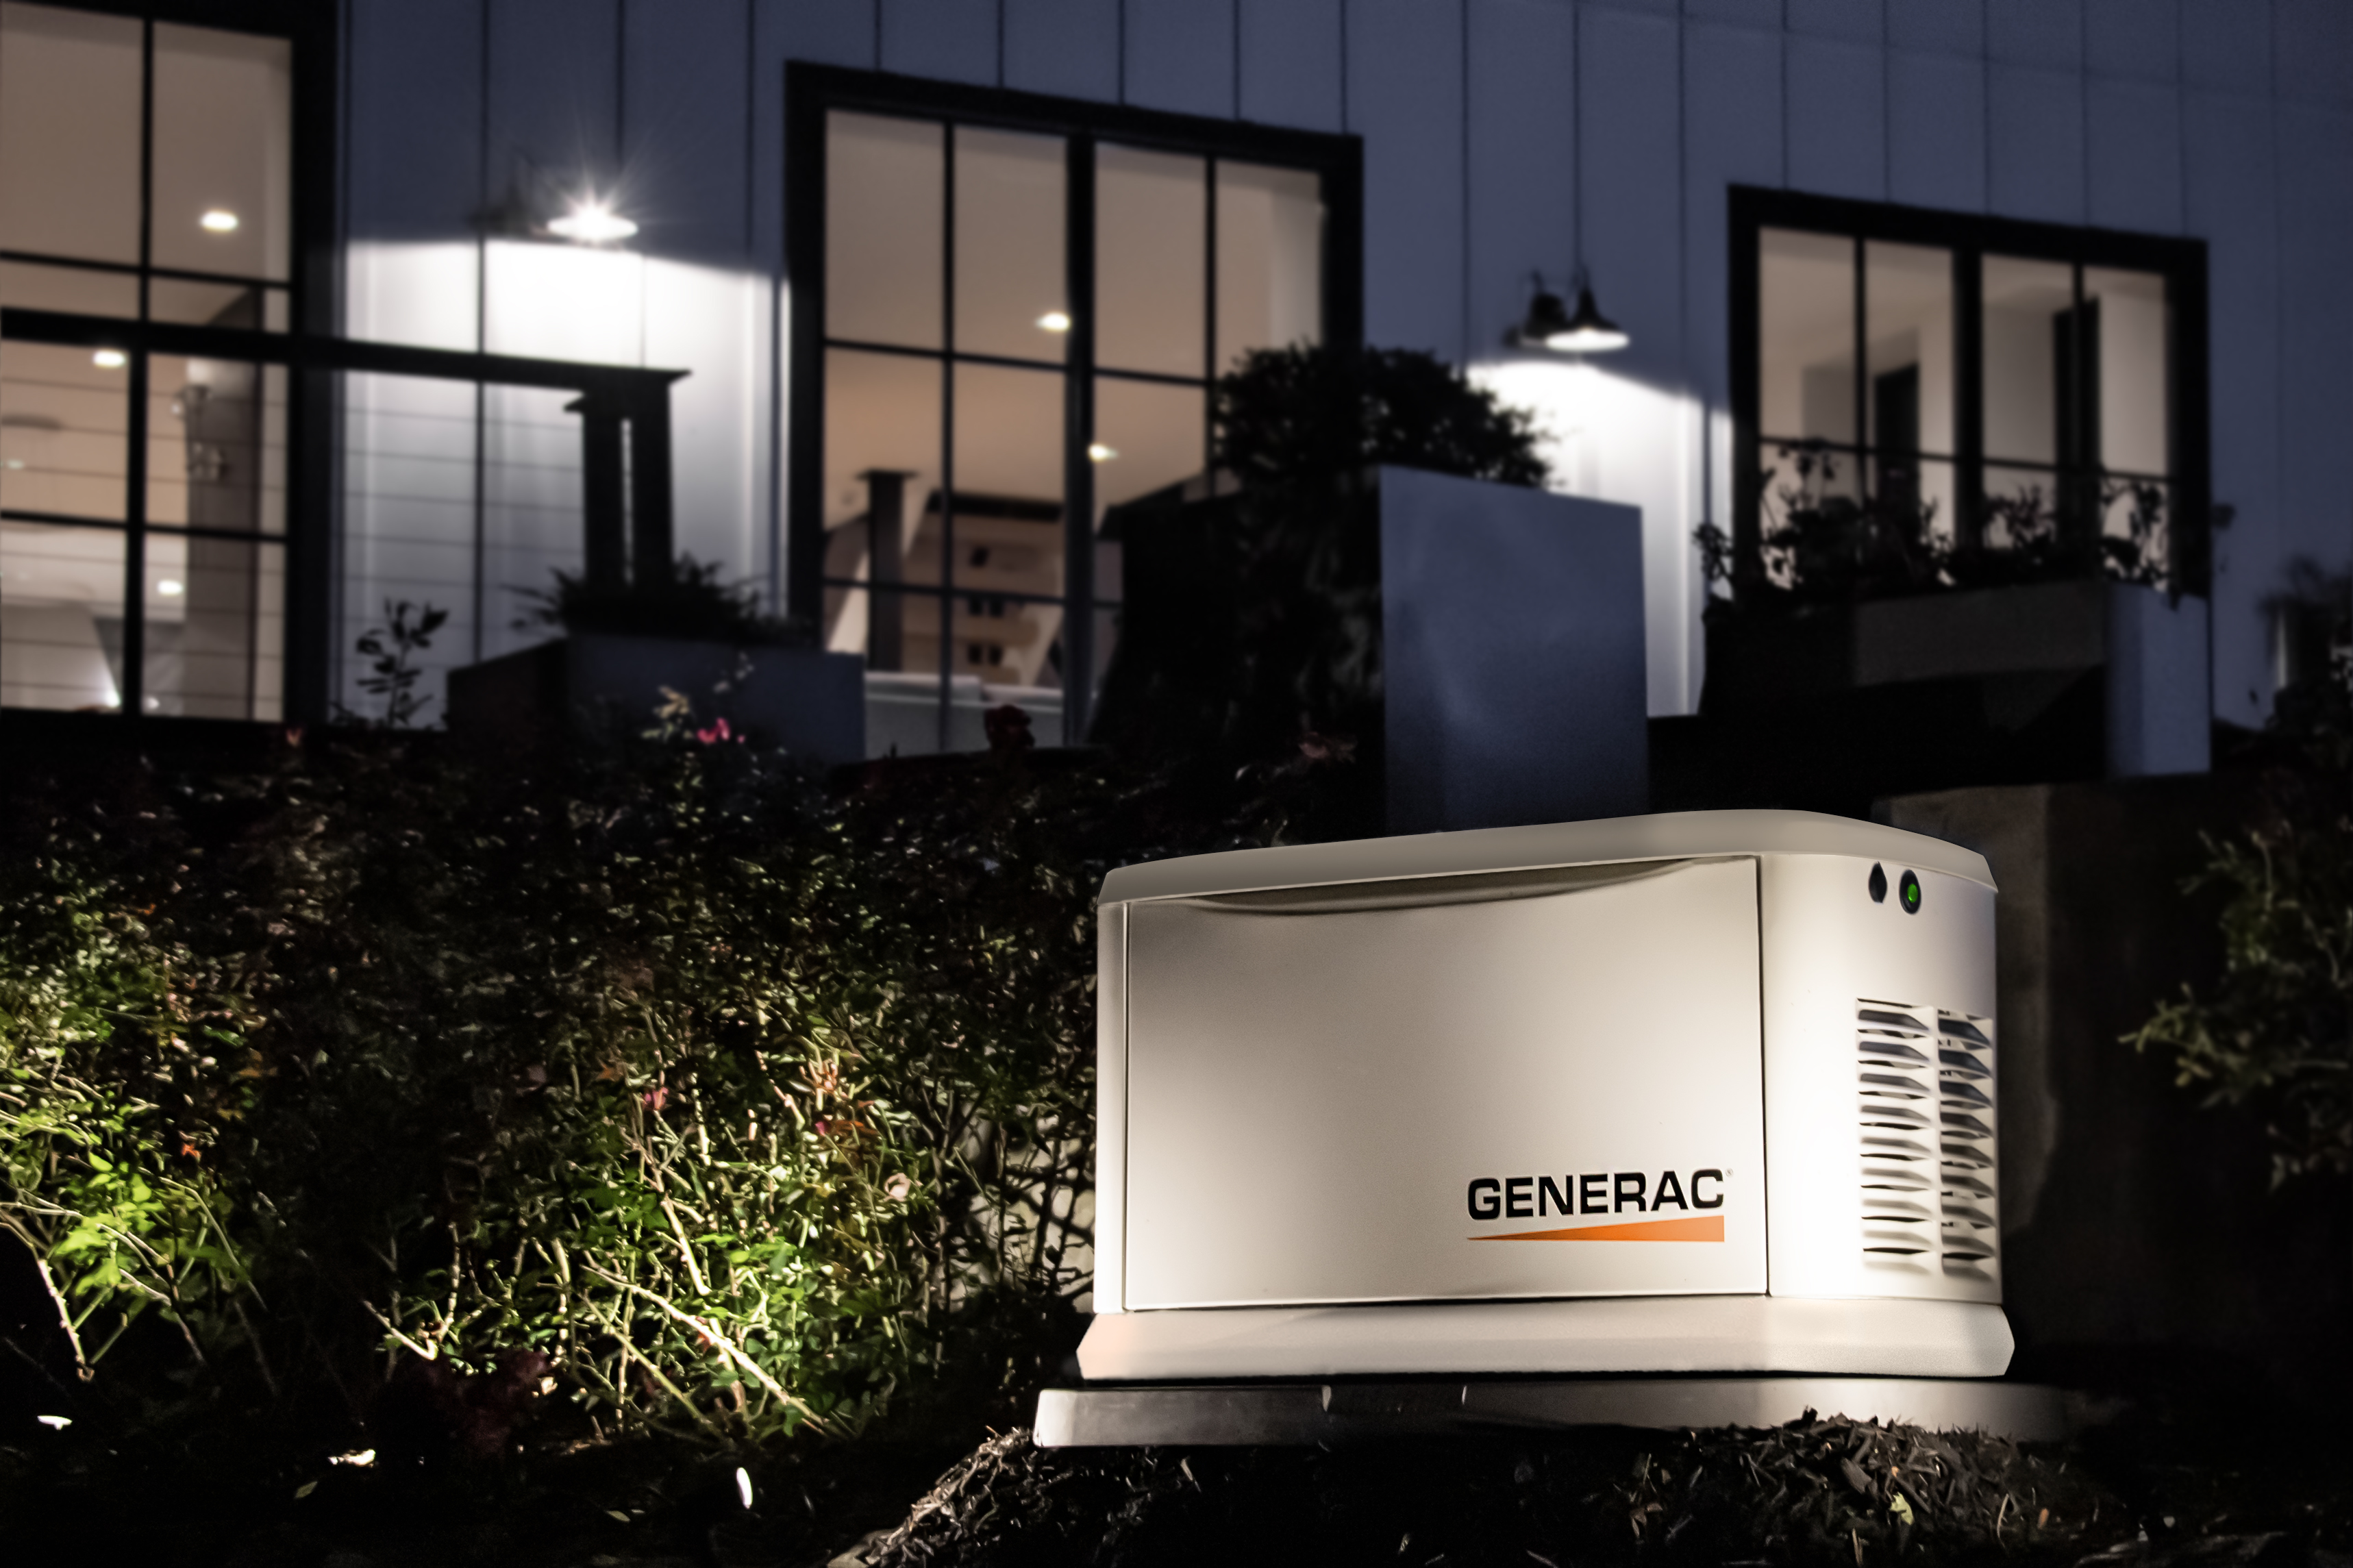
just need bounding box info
[157,578,185,596]
[1036,311,1071,332]
[92,349,127,369]
[548,202,638,243]
[200,209,239,233]
[1087,443,1118,462]
[3,458,23,470]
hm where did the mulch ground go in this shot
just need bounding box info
[5,1395,2350,1567]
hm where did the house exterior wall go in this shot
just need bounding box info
[339,0,2353,725]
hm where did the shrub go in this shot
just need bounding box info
[0,712,1317,1452]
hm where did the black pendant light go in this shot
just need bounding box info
[1512,268,1628,354]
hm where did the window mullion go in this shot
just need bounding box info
[938,124,958,754]
[1062,135,1098,746]
[1852,235,1867,505]
[1955,246,1984,554]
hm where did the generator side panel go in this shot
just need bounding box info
[1121,858,1769,1310]
[1759,854,2002,1304]
[1095,901,1128,1315]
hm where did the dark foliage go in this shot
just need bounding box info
[2130,562,2353,1187]
[1092,343,1546,790]
[1210,343,1549,497]
[516,553,814,646]
[349,599,449,726]
[1696,444,2170,612]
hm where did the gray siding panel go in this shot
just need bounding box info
[347,0,484,240]
[489,0,619,193]
[2274,0,2353,105]
[1986,0,2082,69]
[1237,0,1345,131]
[751,0,876,276]
[1887,0,1984,57]
[624,0,752,264]
[2084,0,2178,83]
[2185,88,2282,730]
[2180,0,2270,95]
[880,0,1000,85]
[1580,3,1683,383]
[1125,0,1238,118]
[1785,34,1885,201]
[1466,0,1576,371]
[2276,105,2353,565]
[1348,0,1465,360]
[2086,76,2184,235]
[1684,21,1783,408]
[1786,0,1882,45]
[1888,48,1988,212]
[1987,62,2086,224]
[1004,0,1121,101]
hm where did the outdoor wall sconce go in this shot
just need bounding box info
[1512,268,1629,355]
[548,199,638,244]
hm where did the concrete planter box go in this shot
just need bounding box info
[447,634,864,768]
[1704,578,2208,780]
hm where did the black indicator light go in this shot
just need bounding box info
[1899,870,1922,913]
[1867,863,1888,904]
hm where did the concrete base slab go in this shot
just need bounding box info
[1034,1377,2070,1447]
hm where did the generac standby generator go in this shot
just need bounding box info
[1078,810,2012,1389]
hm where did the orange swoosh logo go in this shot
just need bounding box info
[1469,1215,1725,1243]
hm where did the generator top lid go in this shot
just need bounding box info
[1099,808,1993,906]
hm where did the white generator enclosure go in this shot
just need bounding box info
[1080,810,2013,1382]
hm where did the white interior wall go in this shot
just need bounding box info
[339,0,2353,725]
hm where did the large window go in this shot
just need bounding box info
[788,66,1360,752]
[1,1,311,719]
[1731,188,2208,599]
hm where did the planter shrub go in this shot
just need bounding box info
[0,711,1339,1453]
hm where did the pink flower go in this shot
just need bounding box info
[695,717,732,745]
[642,1086,669,1112]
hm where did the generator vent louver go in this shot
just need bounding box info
[1857,1000,1998,1282]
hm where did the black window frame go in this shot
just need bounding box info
[1728,186,2211,599]
[784,62,1363,747]
[0,0,339,724]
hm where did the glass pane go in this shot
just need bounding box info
[1,521,125,710]
[0,260,137,316]
[827,112,943,349]
[928,363,1063,689]
[822,349,942,632]
[1,339,130,521]
[1097,145,1204,377]
[142,531,281,719]
[1759,228,1856,445]
[146,357,286,535]
[2084,266,2169,477]
[1981,255,2074,466]
[1757,440,1860,590]
[337,373,481,725]
[151,23,292,282]
[1864,240,1952,475]
[1093,377,1206,519]
[954,125,1065,361]
[482,385,583,660]
[149,279,288,331]
[1215,161,1322,375]
[0,3,142,264]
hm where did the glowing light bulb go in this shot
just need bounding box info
[1036,311,1071,332]
[92,349,127,369]
[548,202,638,242]
[157,579,184,596]
[1087,443,1118,462]
[200,209,239,233]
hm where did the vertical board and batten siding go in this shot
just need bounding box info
[338,0,2353,724]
